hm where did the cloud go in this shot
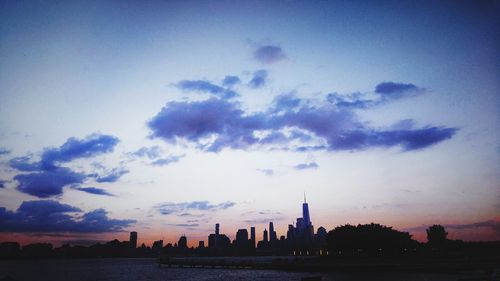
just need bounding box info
[405,219,500,234]
[294,162,318,170]
[0,180,6,188]
[222,75,241,87]
[271,93,302,112]
[127,146,184,167]
[257,169,274,176]
[375,82,419,96]
[154,201,236,215]
[151,154,184,166]
[148,82,458,152]
[248,70,268,89]
[129,146,162,160]
[75,187,114,196]
[14,167,86,198]
[253,45,287,64]
[327,82,424,110]
[8,133,120,197]
[445,220,500,234]
[0,200,135,233]
[0,147,10,155]
[167,223,200,227]
[40,134,119,170]
[177,80,237,99]
[9,156,41,172]
[95,168,129,183]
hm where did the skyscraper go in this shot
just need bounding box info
[129,231,137,249]
[250,226,256,249]
[269,222,277,242]
[178,235,187,249]
[302,193,311,228]
[215,223,220,247]
[263,228,268,242]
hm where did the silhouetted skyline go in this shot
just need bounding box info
[0,1,499,247]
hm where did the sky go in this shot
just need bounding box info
[0,0,499,247]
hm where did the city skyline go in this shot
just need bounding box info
[1,1,499,247]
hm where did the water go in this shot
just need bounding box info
[0,258,483,281]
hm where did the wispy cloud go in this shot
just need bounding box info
[154,201,236,215]
[177,80,237,99]
[74,187,114,196]
[294,162,318,170]
[257,169,274,176]
[151,154,185,166]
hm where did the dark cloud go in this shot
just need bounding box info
[405,220,500,234]
[9,157,41,172]
[40,134,119,170]
[253,45,287,64]
[257,169,274,176]
[177,80,237,99]
[148,82,458,153]
[95,168,129,183]
[0,200,134,233]
[75,187,114,196]
[9,133,120,198]
[446,220,500,234]
[151,155,184,166]
[154,201,236,215]
[248,70,268,89]
[222,75,241,87]
[327,82,423,109]
[0,180,6,188]
[14,167,86,198]
[148,98,267,152]
[294,162,318,170]
[0,147,10,155]
[375,82,420,96]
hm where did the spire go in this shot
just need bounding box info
[304,192,306,203]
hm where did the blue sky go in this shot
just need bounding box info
[0,0,499,245]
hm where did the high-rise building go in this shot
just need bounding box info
[269,222,277,242]
[263,228,268,242]
[236,229,249,242]
[215,223,220,247]
[250,227,256,249]
[178,235,187,249]
[302,193,312,228]
[129,231,137,249]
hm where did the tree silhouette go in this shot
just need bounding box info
[426,224,448,245]
[326,223,417,257]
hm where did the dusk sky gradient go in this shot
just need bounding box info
[0,0,499,247]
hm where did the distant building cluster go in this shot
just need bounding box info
[160,196,327,256]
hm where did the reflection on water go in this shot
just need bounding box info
[0,258,486,281]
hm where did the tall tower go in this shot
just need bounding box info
[269,222,277,242]
[215,223,220,247]
[263,228,268,242]
[250,227,256,248]
[302,193,311,228]
[129,231,137,249]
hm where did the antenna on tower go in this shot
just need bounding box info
[304,192,306,203]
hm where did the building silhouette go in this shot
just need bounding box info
[129,231,137,249]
